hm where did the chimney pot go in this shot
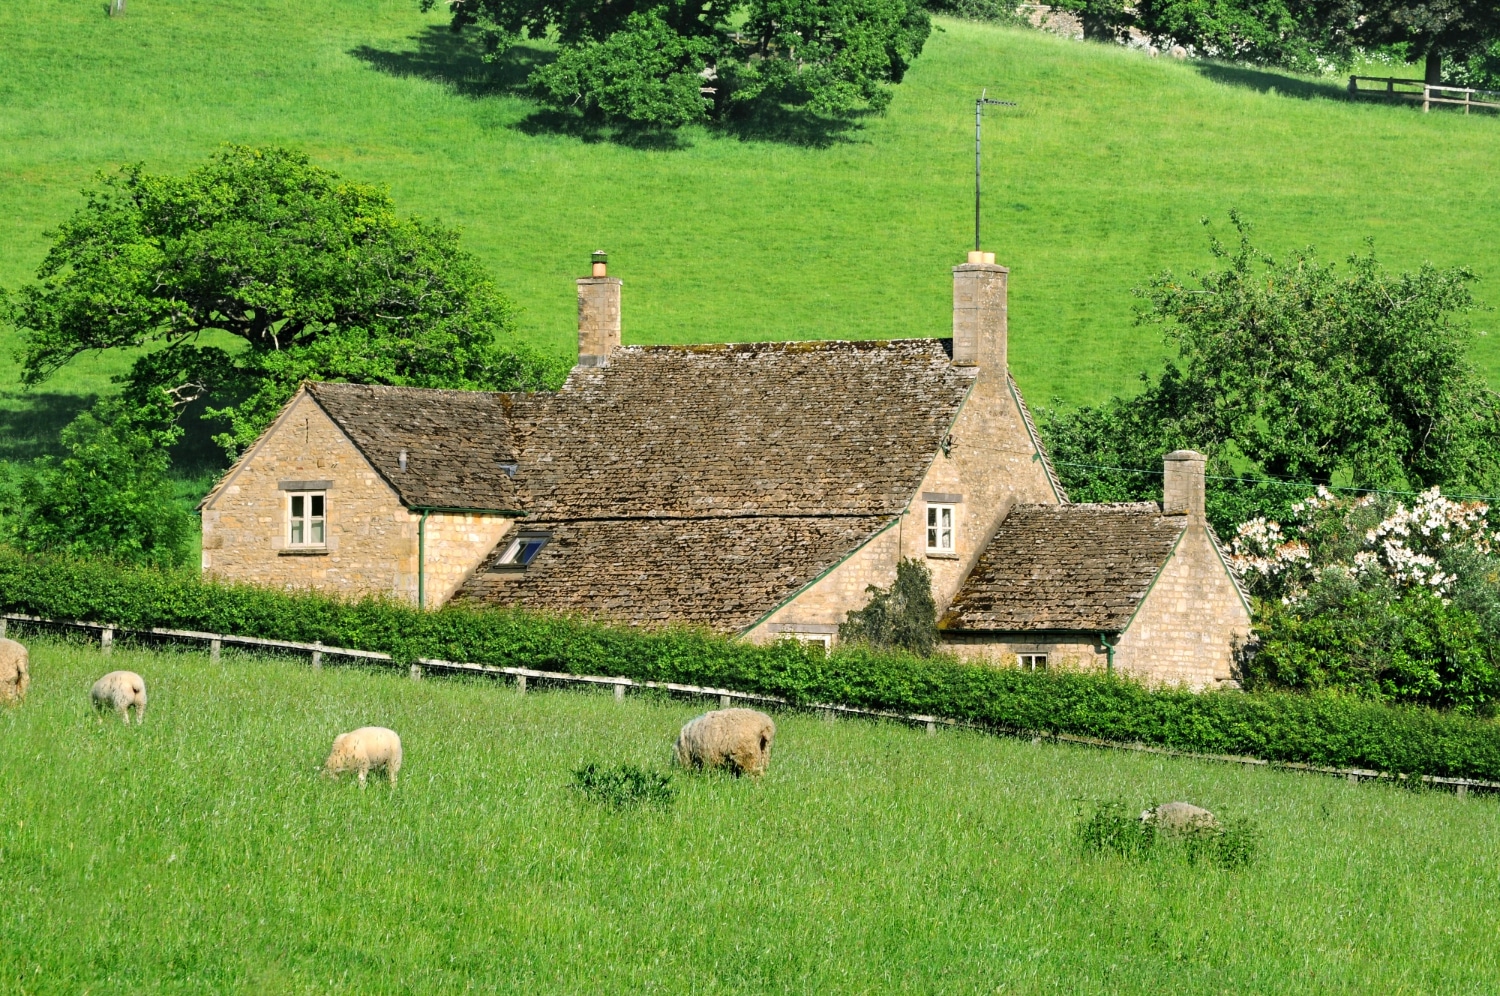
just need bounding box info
[952,252,1008,370]
[577,254,622,366]
[591,250,607,277]
[1162,450,1207,520]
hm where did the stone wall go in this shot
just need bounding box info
[903,368,1060,617]
[745,523,901,643]
[201,390,515,608]
[943,633,1106,672]
[1113,523,1251,689]
[421,513,516,606]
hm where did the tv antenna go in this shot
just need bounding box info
[975,90,1016,253]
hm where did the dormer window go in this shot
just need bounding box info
[493,532,549,571]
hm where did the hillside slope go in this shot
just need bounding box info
[2,1,1497,411]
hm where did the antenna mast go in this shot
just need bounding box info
[975,90,1016,252]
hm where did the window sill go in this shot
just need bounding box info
[925,551,960,560]
[279,548,330,557]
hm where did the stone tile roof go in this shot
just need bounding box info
[306,382,527,510]
[940,503,1188,633]
[453,515,893,631]
[518,340,975,518]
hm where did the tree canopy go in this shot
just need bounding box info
[1043,216,1500,528]
[5,146,560,457]
[1350,0,1500,83]
[1048,0,1500,85]
[0,391,192,568]
[425,0,931,128]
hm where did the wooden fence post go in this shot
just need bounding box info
[1457,783,1468,798]
[719,694,731,708]
[926,720,937,735]
[1347,773,1359,784]
[409,664,423,681]
[210,638,221,664]
[101,628,114,656]
[0,618,7,639]
[516,674,527,694]
[311,644,323,670]
[1423,85,1431,112]
[614,683,625,702]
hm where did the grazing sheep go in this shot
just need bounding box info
[1142,801,1219,835]
[0,638,28,706]
[323,727,403,787]
[674,708,775,777]
[91,670,147,724]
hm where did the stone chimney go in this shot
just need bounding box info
[577,250,621,366]
[952,250,1008,370]
[1162,450,1207,520]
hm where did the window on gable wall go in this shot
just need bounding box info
[287,492,326,547]
[926,503,956,554]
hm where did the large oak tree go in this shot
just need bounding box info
[426,0,930,127]
[6,146,559,458]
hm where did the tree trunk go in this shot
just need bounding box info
[1425,49,1442,85]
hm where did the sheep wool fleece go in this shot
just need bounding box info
[91,671,147,724]
[323,727,403,787]
[0,639,28,705]
[675,708,776,777]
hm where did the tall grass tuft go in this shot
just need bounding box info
[571,762,677,808]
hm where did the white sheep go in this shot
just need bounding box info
[91,670,147,724]
[1142,801,1219,835]
[323,727,403,787]
[0,638,28,706]
[674,708,776,777]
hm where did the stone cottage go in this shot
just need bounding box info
[198,252,1249,687]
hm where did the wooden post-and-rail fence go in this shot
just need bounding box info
[1348,76,1500,115]
[3,611,1496,796]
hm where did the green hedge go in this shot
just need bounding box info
[3,547,1499,780]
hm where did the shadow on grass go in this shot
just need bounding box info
[0,392,96,462]
[1193,62,1352,102]
[349,26,543,99]
[0,391,229,496]
[169,396,232,483]
[351,26,866,149]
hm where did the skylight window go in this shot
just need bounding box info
[494,532,549,569]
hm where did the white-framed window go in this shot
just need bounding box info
[495,532,550,569]
[1018,653,1048,671]
[926,503,956,554]
[287,492,326,547]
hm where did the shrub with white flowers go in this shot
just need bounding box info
[1232,487,1500,712]
[1229,487,1497,603]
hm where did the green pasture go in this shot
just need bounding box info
[2,0,1499,436]
[2,635,1499,993]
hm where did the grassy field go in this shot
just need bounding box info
[3,635,1500,993]
[2,0,1500,433]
